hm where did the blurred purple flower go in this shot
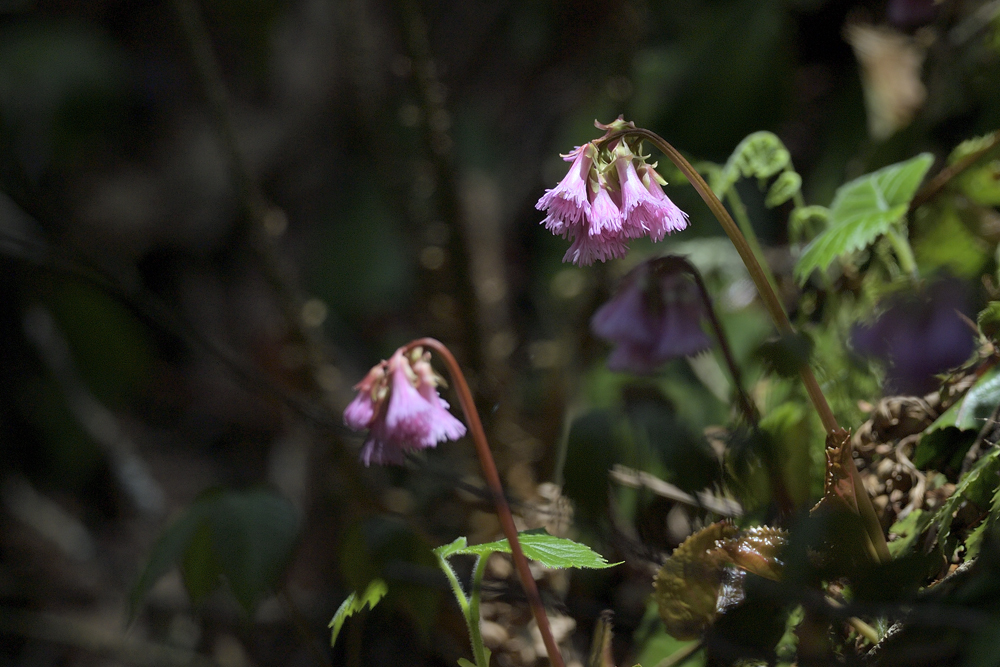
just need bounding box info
[345,348,466,466]
[536,120,688,266]
[852,278,975,395]
[591,258,712,373]
[887,0,937,28]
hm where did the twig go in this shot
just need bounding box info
[608,465,742,517]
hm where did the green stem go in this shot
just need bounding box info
[437,552,490,667]
[599,128,891,562]
[435,552,471,616]
[884,227,919,280]
[724,188,784,313]
[409,338,566,667]
[791,189,807,211]
[468,555,492,667]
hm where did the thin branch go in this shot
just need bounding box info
[608,465,742,517]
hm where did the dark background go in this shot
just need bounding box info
[0,0,998,666]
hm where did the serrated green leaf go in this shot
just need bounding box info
[954,368,1000,431]
[949,134,1000,206]
[329,579,388,647]
[887,509,930,558]
[432,536,469,559]
[794,154,934,283]
[978,302,1000,342]
[439,530,619,569]
[933,448,1000,555]
[765,171,801,208]
[725,132,791,181]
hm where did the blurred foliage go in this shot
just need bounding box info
[0,0,999,666]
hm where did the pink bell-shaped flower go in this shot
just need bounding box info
[536,119,689,266]
[591,257,712,373]
[344,348,467,466]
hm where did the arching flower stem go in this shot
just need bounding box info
[406,338,566,667]
[599,129,890,562]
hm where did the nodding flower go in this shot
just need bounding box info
[536,119,688,266]
[344,347,466,466]
[591,257,711,373]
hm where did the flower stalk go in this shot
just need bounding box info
[597,128,891,562]
[406,338,567,667]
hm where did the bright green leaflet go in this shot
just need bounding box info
[434,530,620,569]
[794,153,934,283]
[329,579,388,647]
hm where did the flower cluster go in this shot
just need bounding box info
[536,119,688,266]
[344,347,466,466]
[591,257,711,373]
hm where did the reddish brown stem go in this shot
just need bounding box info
[408,338,566,667]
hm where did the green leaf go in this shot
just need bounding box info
[794,153,934,283]
[912,204,988,278]
[933,448,1000,555]
[949,134,1000,206]
[130,488,300,618]
[887,509,930,558]
[724,132,791,182]
[765,171,801,208]
[207,489,301,612]
[788,205,830,246]
[181,521,225,606]
[432,536,470,560]
[329,579,388,647]
[435,530,619,570]
[129,502,208,622]
[978,301,1000,342]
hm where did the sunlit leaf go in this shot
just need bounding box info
[933,448,1000,555]
[887,509,930,558]
[435,530,619,570]
[718,526,787,581]
[653,522,738,640]
[950,134,1000,206]
[329,579,388,647]
[794,153,934,283]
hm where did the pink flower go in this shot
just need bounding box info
[537,145,593,236]
[591,257,711,373]
[639,164,688,241]
[344,348,467,466]
[536,121,689,266]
